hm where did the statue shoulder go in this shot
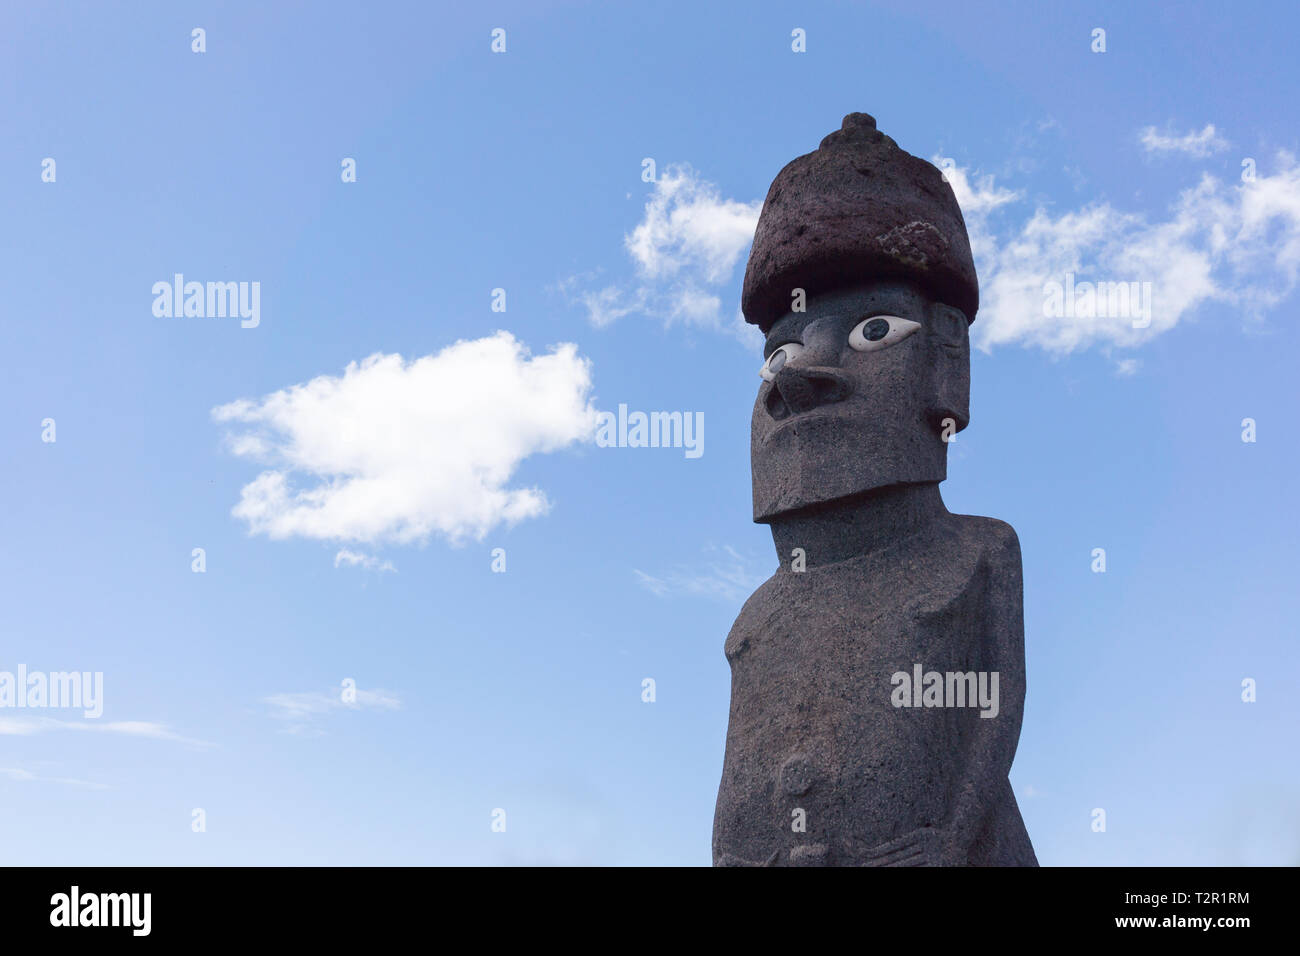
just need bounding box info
[943,514,1024,641]
[946,513,1022,570]
[723,569,783,659]
[731,568,784,621]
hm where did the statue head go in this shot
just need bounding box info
[741,114,980,522]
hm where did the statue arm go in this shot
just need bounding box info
[860,521,1027,867]
[947,521,1026,851]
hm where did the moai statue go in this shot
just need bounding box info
[712,113,1037,866]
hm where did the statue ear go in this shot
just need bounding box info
[926,302,970,432]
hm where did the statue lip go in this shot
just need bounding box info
[761,404,851,442]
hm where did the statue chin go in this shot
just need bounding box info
[751,404,948,523]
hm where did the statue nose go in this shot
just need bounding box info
[767,365,853,419]
[764,316,853,420]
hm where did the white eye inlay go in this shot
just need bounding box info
[848,315,922,352]
[760,342,806,381]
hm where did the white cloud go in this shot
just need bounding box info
[569,282,644,328]
[569,165,762,338]
[1140,123,1230,157]
[634,545,768,602]
[943,164,1022,218]
[264,687,401,736]
[213,332,597,548]
[0,716,208,747]
[334,549,396,573]
[946,150,1300,353]
[625,166,762,283]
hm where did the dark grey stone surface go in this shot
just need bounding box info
[713,114,1037,867]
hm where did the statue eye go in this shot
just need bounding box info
[848,315,921,352]
[760,342,806,381]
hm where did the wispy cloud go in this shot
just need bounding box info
[566,165,762,339]
[334,549,396,573]
[264,687,401,736]
[635,545,768,603]
[0,767,110,790]
[214,332,597,551]
[1140,123,1230,157]
[0,716,209,747]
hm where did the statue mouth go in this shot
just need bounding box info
[760,403,848,442]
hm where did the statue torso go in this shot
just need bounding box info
[713,513,1006,865]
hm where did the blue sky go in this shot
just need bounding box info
[2,0,1297,866]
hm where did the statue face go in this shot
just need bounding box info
[751,280,971,522]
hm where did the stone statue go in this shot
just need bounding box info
[712,113,1037,866]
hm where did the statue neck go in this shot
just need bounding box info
[768,482,947,568]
